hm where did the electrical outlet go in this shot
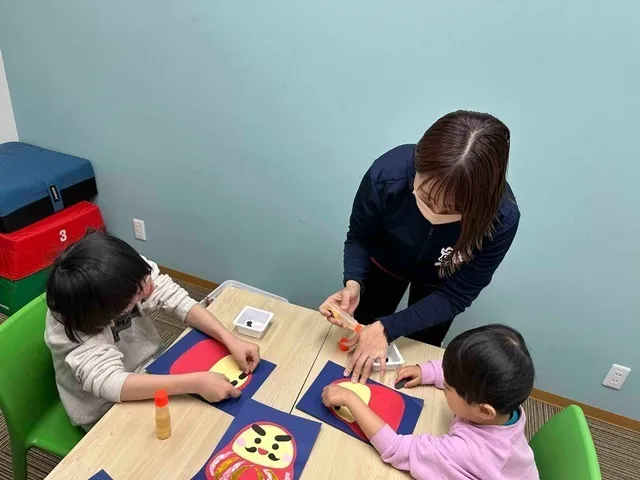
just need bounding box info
[602,364,631,390]
[132,219,146,241]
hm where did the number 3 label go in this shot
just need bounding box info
[59,229,67,242]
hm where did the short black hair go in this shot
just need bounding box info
[46,230,152,342]
[443,324,535,415]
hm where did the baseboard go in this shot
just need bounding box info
[158,265,219,291]
[531,388,640,432]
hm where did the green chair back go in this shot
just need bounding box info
[0,294,83,479]
[530,405,602,480]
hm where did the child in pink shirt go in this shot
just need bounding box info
[322,324,539,480]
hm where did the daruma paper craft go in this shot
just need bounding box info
[146,329,276,416]
[296,360,424,442]
[192,399,321,480]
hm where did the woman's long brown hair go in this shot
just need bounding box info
[415,110,511,276]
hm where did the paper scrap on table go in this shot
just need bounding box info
[191,399,321,480]
[295,360,424,442]
[146,329,276,416]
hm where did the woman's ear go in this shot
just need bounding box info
[477,403,497,421]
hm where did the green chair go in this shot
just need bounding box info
[530,404,601,480]
[0,294,85,480]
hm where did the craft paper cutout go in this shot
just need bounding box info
[146,329,276,416]
[192,399,321,480]
[296,360,424,442]
[88,470,113,480]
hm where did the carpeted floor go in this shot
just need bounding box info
[1,280,638,479]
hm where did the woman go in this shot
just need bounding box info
[320,110,519,383]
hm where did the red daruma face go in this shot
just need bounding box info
[205,422,296,480]
[328,379,406,440]
[169,339,252,390]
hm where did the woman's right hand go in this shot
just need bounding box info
[192,372,241,402]
[319,280,361,325]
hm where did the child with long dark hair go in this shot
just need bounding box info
[322,324,539,479]
[45,231,260,430]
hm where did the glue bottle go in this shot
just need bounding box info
[327,303,363,333]
[326,303,363,352]
[155,389,172,440]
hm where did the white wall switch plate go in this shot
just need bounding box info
[602,364,631,390]
[132,219,146,241]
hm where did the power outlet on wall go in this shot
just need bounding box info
[602,364,631,390]
[133,219,146,241]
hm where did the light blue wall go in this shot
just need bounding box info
[1,1,638,419]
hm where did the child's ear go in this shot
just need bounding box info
[477,403,497,420]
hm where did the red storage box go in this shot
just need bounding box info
[0,201,105,281]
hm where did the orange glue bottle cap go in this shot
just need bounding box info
[155,389,169,408]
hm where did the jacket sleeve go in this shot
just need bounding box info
[380,217,519,341]
[141,259,198,321]
[370,424,473,478]
[63,333,131,403]
[343,169,383,287]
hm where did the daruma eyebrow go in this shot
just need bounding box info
[251,424,266,436]
[274,435,292,442]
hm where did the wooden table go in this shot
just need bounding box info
[46,288,452,480]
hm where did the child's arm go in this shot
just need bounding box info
[142,260,260,373]
[420,359,444,389]
[395,360,444,390]
[64,335,240,403]
[322,383,469,478]
[322,384,386,439]
[185,304,260,374]
[120,371,240,402]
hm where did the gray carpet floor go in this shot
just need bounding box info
[0,280,638,479]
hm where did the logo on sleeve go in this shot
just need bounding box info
[435,247,463,267]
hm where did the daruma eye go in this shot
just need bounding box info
[272,443,279,450]
[254,437,261,444]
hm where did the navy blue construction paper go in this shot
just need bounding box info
[191,399,321,480]
[88,470,113,480]
[146,329,276,416]
[295,360,424,443]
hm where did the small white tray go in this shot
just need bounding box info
[373,342,404,371]
[232,306,274,339]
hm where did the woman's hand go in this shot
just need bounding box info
[319,281,361,325]
[395,365,422,388]
[227,337,261,374]
[343,321,388,383]
[322,384,359,409]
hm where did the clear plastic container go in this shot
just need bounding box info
[232,306,274,339]
[201,280,289,306]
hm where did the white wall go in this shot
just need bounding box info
[0,50,18,143]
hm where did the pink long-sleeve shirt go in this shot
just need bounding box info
[370,360,539,480]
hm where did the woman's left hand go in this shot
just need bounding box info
[227,337,261,374]
[343,321,388,383]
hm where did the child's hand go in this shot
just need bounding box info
[227,338,261,374]
[395,365,422,388]
[193,372,241,402]
[322,384,358,409]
